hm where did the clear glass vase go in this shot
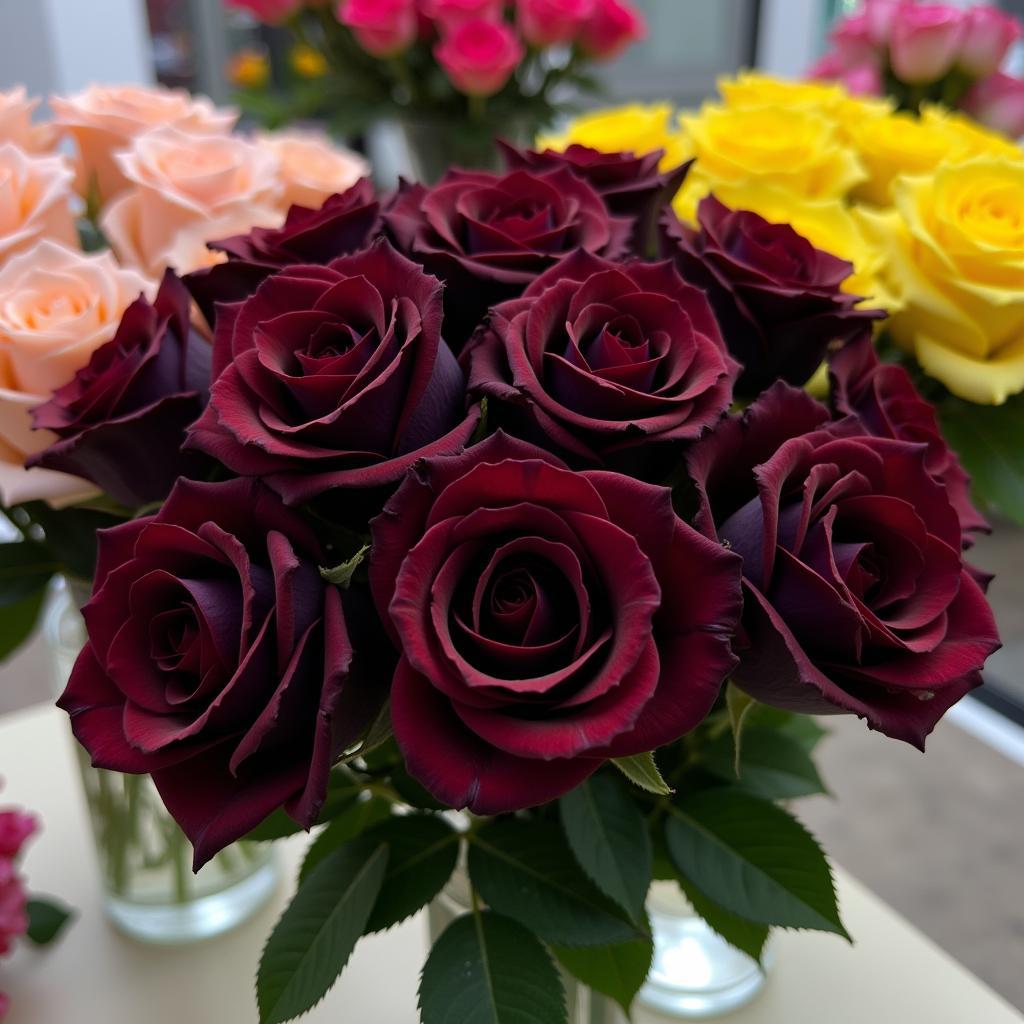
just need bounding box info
[44,579,280,944]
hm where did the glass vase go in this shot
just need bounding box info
[44,578,280,944]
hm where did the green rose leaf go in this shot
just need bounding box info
[419,910,566,1024]
[665,790,848,938]
[559,772,652,919]
[551,937,653,1015]
[257,841,388,1024]
[0,541,58,607]
[0,587,47,661]
[678,880,770,963]
[25,897,75,946]
[700,726,828,800]
[298,797,392,883]
[245,771,361,842]
[611,751,672,796]
[468,820,647,948]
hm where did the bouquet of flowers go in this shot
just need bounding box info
[810,0,1024,139]
[225,0,646,175]
[0,110,989,1020]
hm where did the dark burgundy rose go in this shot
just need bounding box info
[186,239,480,506]
[185,179,380,326]
[687,382,1000,748]
[499,140,692,255]
[662,195,885,396]
[29,271,210,508]
[830,335,988,546]
[58,477,389,866]
[466,250,736,470]
[369,431,742,813]
[383,167,632,348]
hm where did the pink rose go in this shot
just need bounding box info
[890,4,966,83]
[435,19,524,96]
[963,71,1024,138]
[0,144,77,263]
[517,0,595,47]
[957,6,1022,78]
[50,84,236,203]
[830,14,881,67]
[841,62,884,95]
[0,811,36,861]
[101,126,281,275]
[807,51,847,80]
[0,869,27,957]
[0,88,54,153]
[579,0,645,60]
[338,0,418,56]
[862,0,915,46]
[421,0,503,33]
[0,241,152,506]
[225,0,303,21]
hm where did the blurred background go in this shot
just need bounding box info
[0,0,1020,1011]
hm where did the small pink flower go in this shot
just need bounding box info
[0,811,36,860]
[957,6,1023,78]
[841,63,885,96]
[862,0,915,46]
[890,4,966,84]
[579,0,645,60]
[225,0,302,22]
[963,71,1024,138]
[435,19,524,97]
[0,869,27,957]
[421,0,503,33]
[807,51,847,81]
[338,0,418,56]
[516,0,595,47]
[830,14,880,68]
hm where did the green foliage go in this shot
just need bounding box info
[298,797,392,883]
[319,544,368,588]
[0,541,59,605]
[665,790,847,938]
[25,897,74,945]
[559,773,652,920]
[700,726,828,800]
[0,588,47,661]
[551,937,653,1015]
[725,682,755,774]
[677,880,770,964]
[612,752,672,796]
[245,771,361,842]
[257,841,388,1024]
[468,820,646,948]
[419,911,567,1024]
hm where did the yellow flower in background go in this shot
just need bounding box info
[537,103,689,169]
[862,157,1024,404]
[290,44,327,79]
[675,103,866,217]
[228,49,270,90]
[919,105,1024,160]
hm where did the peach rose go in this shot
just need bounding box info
[0,241,152,506]
[50,84,237,203]
[160,206,285,276]
[0,87,55,153]
[0,144,77,264]
[101,126,281,275]
[257,130,369,211]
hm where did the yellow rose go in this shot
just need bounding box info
[675,103,866,215]
[919,105,1023,160]
[673,180,896,312]
[537,103,689,170]
[861,157,1024,404]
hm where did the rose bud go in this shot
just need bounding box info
[661,196,885,397]
[369,431,742,813]
[517,0,595,48]
[499,139,692,255]
[466,250,735,472]
[226,0,302,22]
[890,4,966,84]
[830,13,879,66]
[29,272,211,509]
[957,6,1022,78]
[383,167,631,348]
[187,238,480,506]
[338,0,418,57]
[435,19,524,97]
[58,476,392,867]
[840,63,885,96]
[580,0,646,60]
[963,71,1024,138]
[687,382,1001,748]
[829,335,988,547]
[185,178,380,327]
[422,0,503,33]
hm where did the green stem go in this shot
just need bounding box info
[469,94,488,122]
[168,826,191,905]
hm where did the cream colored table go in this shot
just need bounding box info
[1,702,1021,1024]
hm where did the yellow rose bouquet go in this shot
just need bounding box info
[543,70,1024,524]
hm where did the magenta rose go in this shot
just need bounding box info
[58,477,390,866]
[829,335,988,546]
[383,166,632,348]
[687,383,1000,748]
[29,271,211,508]
[516,0,594,47]
[338,0,418,56]
[187,239,479,506]
[466,250,735,470]
[185,179,380,327]
[580,0,646,59]
[662,196,884,396]
[369,431,742,813]
[435,19,524,97]
[499,141,691,255]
